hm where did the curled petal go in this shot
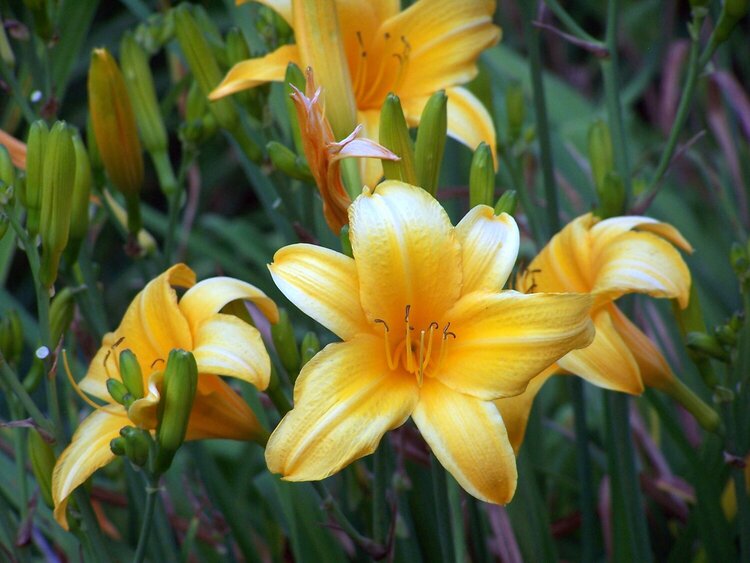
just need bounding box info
[266,335,419,480]
[356,109,385,188]
[209,44,300,100]
[590,215,693,253]
[413,378,516,505]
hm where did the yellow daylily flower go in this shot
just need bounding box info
[266,181,593,504]
[497,213,693,451]
[211,0,500,185]
[51,264,279,529]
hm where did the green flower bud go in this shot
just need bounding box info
[588,119,613,193]
[0,22,14,69]
[155,349,198,473]
[40,122,76,288]
[729,312,744,332]
[494,190,518,216]
[66,134,92,262]
[469,142,495,208]
[714,0,749,43]
[23,0,53,42]
[120,33,168,155]
[225,28,256,110]
[120,426,151,467]
[715,324,738,347]
[379,94,417,185]
[414,90,447,197]
[28,429,56,509]
[300,331,320,369]
[107,378,131,406]
[686,331,730,362]
[0,145,15,189]
[505,82,525,142]
[49,287,76,346]
[285,63,307,156]
[110,437,126,456]
[118,349,144,399]
[267,141,314,182]
[185,80,208,123]
[339,224,353,258]
[272,309,300,375]
[23,120,49,237]
[595,171,626,220]
[86,117,102,173]
[0,309,23,366]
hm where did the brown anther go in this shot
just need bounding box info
[150,358,165,369]
[112,336,125,349]
[443,322,456,339]
[374,318,390,332]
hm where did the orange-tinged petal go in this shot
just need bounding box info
[349,181,462,335]
[608,305,674,390]
[455,206,519,295]
[179,276,279,330]
[209,44,300,100]
[192,313,271,390]
[558,307,644,394]
[436,291,594,400]
[265,335,419,480]
[412,378,516,505]
[186,374,266,441]
[495,365,557,454]
[269,243,370,340]
[52,410,126,530]
[593,230,691,308]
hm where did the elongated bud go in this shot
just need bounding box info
[49,287,76,346]
[414,91,447,197]
[380,94,417,185]
[107,378,131,406]
[120,33,168,155]
[120,426,151,467]
[23,121,49,237]
[272,309,300,375]
[225,28,255,109]
[662,378,721,433]
[88,48,144,234]
[588,119,613,192]
[85,117,102,172]
[0,146,15,190]
[40,122,76,288]
[285,63,307,156]
[65,134,92,263]
[155,349,198,473]
[686,331,730,362]
[300,331,320,369]
[110,437,126,456]
[28,429,56,509]
[0,309,23,366]
[118,349,144,399]
[494,190,518,215]
[598,172,626,219]
[291,0,356,138]
[267,141,313,182]
[506,82,525,142]
[714,0,749,43]
[469,142,495,208]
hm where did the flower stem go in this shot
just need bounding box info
[371,445,388,544]
[133,476,160,563]
[430,457,454,563]
[446,473,466,563]
[0,353,54,436]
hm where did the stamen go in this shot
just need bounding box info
[404,305,414,372]
[392,35,411,92]
[417,329,426,386]
[421,322,439,373]
[63,349,127,416]
[437,323,456,372]
[375,319,396,370]
[150,358,165,369]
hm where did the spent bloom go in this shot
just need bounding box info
[266,181,593,504]
[211,0,500,185]
[52,264,278,529]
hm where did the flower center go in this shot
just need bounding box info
[352,31,412,109]
[375,305,455,386]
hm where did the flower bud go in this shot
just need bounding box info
[339,224,353,258]
[414,90,447,197]
[686,331,730,362]
[0,145,15,190]
[505,82,525,142]
[64,134,92,263]
[469,142,495,208]
[23,121,49,237]
[120,426,151,467]
[118,349,144,399]
[267,141,313,182]
[49,287,76,346]
[120,33,168,155]
[588,119,613,192]
[596,171,626,219]
[494,190,518,216]
[272,309,300,375]
[110,437,126,456]
[379,94,417,185]
[0,309,23,366]
[300,331,320,369]
[88,48,144,234]
[225,28,255,109]
[85,117,102,173]
[0,23,14,69]
[107,378,132,406]
[28,429,56,509]
[23,0,53,42]
[714,0,749,44]
[40,122,76,288]
[155,349,198,473]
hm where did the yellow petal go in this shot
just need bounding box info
[412,378,516,504]
[609,305,674,390]
[437,291,594,400]
[209,44,300,100]
[79,264,195,395]
[265,335,419,480]
[192,313,271,390]
[52,410,126,530]
[349,180,462,335]
[590,215,693,253]
[356,109,384,187]
[269,243,371,339]
[78,333,120,401]
[558,307,644,394]
[495,365,557,454]
[455,206,519,295]
[187,374,266,441]
[593,230,691,308]
[179,276,279,330]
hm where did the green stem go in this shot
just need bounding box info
[133,477,160,563]
[267,366,293,416]
[430,458,454,563]
[506,156,544,244]
[0,353,54,436]
[0,57,36,124]
[371,446,388,544]
[543,0,602,44]
[8,401,29,521]
[446,473,466,563]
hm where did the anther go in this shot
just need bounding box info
[374,318,390,332]
[151,358,165,369]
[443,322,456,339]
[112,336,125,349]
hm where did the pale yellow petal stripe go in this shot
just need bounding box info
[179,276,279,330]
[437,291,594,400]
[210,44,300,100]
[349,181,462,333]
[265,335,419,480]
[558,307,644,395]
[356,109,385,188]
[192,313,271,390]
[269,243,370,340]
[455,206,519,295]
[413,378,517,505]
[52,410,126,529]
